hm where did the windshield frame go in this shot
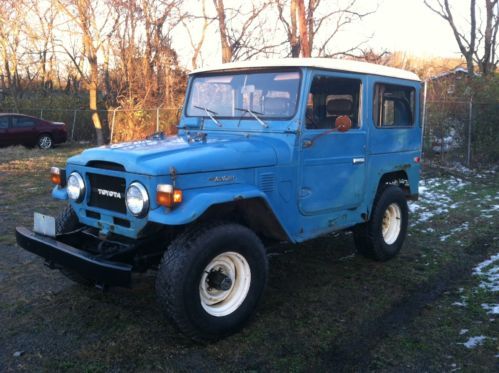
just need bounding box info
[184,68,303,121]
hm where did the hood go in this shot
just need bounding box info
[67,134,278,175]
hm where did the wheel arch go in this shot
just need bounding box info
[197,198,290,243]
[376,169,420,200]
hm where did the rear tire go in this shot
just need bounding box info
[353,185,408,261]
[55,205,91,286]
[156,222,268,341]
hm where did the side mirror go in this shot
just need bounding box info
[335,115,352,132]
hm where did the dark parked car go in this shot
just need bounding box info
[0,113,67,149]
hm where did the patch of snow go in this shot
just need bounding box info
[481,303,499,315]
[461,336,487,349]
[473,253,499,292]
[339,253,355,261]
[410,177,471,226]
[459,329,468,335]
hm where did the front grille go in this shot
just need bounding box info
[88,173,127,213]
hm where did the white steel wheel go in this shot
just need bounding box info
[382,203,402,245]
[199,251,251,317]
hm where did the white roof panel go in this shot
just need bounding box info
[190,58,421,82]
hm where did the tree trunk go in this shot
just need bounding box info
[307,0,317,54]
[297,0,310,57]
[290,0,300,57]
[89,69,104,145]
[214,0,232,63]
[84,32,104,145]
[479,0,497,74]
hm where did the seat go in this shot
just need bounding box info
[326,98,353,128]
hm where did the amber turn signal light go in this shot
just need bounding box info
[157,184,182,208]
[50,167,66,186]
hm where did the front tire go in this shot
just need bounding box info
[156,222,268,341]
[353,186,408,261]
[55,205,90,286]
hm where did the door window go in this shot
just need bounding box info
[13,117,35,128]
[0,117,8,129]
[306,76,361,129]
[374,84,415,127]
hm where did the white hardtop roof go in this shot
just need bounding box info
[190,58,420,82]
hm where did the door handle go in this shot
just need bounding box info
[352,157,365,164]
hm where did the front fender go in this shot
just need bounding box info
[148,184,268,226]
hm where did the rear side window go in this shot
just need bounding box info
[374,84,415,127]
[13,117,35,128]
[0,117,8,129]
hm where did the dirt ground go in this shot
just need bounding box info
[0,145,498,372]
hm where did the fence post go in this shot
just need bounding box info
[71,110,77,142]
[156,107,160,132]
[110,106,121,144]
[110,109,116,144]
[421,81,428,161]
[467,97,473,167]
[40,109,43,119]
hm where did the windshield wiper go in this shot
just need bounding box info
[234,107,268,128]
[194,105,222,127]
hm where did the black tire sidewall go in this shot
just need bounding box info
[55,205,90,285]
[55,205,80,234]
[185,226,266,337]
[370,186,408,259]
[159,223,268,340]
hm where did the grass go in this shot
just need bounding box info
[0,145,498,371]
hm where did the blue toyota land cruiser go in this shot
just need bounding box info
[16,58,422,341]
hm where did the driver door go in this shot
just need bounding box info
[299,72,367,215]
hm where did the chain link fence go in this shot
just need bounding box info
[109,108,181,143]
[2,107,181,144]
[423,100,499,168]
[2,101,498,169]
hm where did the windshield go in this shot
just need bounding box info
[186,70,301,120]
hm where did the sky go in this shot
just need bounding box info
[365,0,464,57]
[171,0,471,69]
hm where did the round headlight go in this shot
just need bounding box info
[126,182,149,217]
[67,172,85,202]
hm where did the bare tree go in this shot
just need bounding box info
[56,0,116,145]
[212,0,273,62]
[478,0,499,74]
[276,0,300,57]
[274,0,376,58]
[0,0,25,110]
[182,0,212,69]
[424,0,499,75]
